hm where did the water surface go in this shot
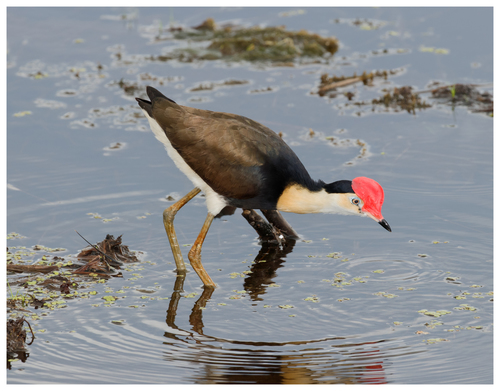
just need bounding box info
[7,7,493,384]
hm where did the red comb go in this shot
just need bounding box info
[352,177,385,220]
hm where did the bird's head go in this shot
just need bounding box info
[277,177,391,231]
[311,176,390,232]
[338,176,391,232]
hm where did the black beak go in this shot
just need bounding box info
[378,219,392,232]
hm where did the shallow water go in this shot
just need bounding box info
[7,7,493,384]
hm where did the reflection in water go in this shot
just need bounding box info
[163,241,401,384]
[166,341,390,384]
[7,351,30,371]
[243,239,296,301]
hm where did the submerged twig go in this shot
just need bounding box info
[7,264,59,273]
[317,70,397,96]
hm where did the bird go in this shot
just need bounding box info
[136,86,391,287]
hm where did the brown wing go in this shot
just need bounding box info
[151,98,289,199]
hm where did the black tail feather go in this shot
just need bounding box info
[146,86,176,104]
[136,86,176,117]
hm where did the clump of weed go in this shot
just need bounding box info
[152,18,339,64]
[371,86,432,114]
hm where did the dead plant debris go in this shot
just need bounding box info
[189,79,249,92]
[317,70,493,116]
[7,233,142,354]
[371,86,432,114]
[429,83,493,115]
[150,18,339,64]
[7,317,35,353]
[76,234,139,274]
[333,18,387,31]
[116,78,142,96]
[7,264,59,274]
[318,69,398,96]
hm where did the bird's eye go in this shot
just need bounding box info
[350,197,361,206]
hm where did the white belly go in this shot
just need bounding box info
[142,109,228,215]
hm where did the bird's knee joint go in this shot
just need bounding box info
[188,245,201,260]
[163,208,175,222]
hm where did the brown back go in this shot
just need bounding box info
[151,98,291,199]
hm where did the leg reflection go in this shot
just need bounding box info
[165,236,296,332]
[165,272,214,335]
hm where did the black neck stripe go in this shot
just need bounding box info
[323,180,353,194]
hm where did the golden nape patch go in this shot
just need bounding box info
[277,184,326,214]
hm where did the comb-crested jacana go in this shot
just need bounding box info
[136,86,391,287]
